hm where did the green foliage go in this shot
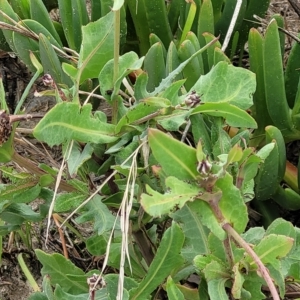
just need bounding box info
[1,1,300,300]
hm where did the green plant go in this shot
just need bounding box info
[247,18,300,216]
[1,1,300,300]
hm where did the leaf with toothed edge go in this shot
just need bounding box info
[33,102,118,146]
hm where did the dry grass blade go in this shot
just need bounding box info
[86,141,147,298]
[45,141,73,246]
[117,140,142,300]
[222,0,243,51]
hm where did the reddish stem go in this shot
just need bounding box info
[222,223,280,300]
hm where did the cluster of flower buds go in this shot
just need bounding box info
[197,157,212,176]
[184,91,202,108]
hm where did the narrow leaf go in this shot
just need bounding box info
[148,128,198,180]
[166,277,185,300]
[78,12,114,81]
[217,173,248,233]
[129,222,184,299]
[192,103,257,128]
[35,250,88,294]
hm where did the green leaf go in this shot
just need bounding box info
[249,234,294,269]
[0,181,38,202]
[203,260,228,281]
[148,128,198,180]
[232,263,245,299]
[54,285,108,300]
[0,203,42,225]
[57,0,88,52]
[39,34,72,86]
[9,0,31,19]
[217,173,248,233]
[75,195,117,235]
[191,114,212,155]
[165,42,182,79]
[42,274,54,300]
[115,100,167,134]
[149,36,219,97]
[207,280,228,300]
[191,61,256,110]
[78,12,114,82]
[33,102,118,146]
[141,176,200,217]
[243,271,265,300]
[285,37,300,107]
[35,249,87,294]
[190,200,226,241]
[191,103,257,128]
[226,144,243,165]
[54,192,86,212]
[263,19,293,131]
[172,203,209,262]
[12,184,41,203]
[266,218,296,241]
[0,0,19,52]
[207,234,228,263]
[107,243,147,279]
[99,51,144,102]
[166,277,185,300]
[268,264,285,298]
[30,0,62,45]
[255,142,278,200]
[66,142,94,176]
[248,28,274,139]
[28,292,48,300]
[129,222,184,299]
[242,227,265,244]
[13,19,61,72]
[159,79,185,106]
[178,39,202,90]
[156,109,190,131]
[86,234,108,256]
[144,42,166,92]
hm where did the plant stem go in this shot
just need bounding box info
[222,223,280,300]
[223,236,234,268]
[17,253,40,292]
[112,9,121,125]
[14,69,42,115]
[12,152,75,192]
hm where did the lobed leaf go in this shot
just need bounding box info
[33,102,118,146]
[141,176,200,217]
[75,195,117,235]
[248,234,294,269]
